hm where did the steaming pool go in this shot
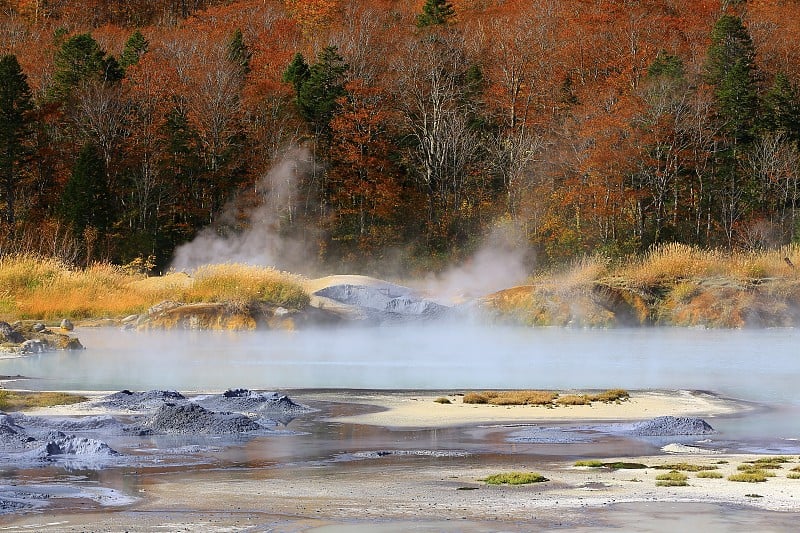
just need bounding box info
[1,324,799,530]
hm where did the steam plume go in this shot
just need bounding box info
[170,147,312,272]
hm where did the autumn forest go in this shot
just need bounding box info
[2,0,800,274]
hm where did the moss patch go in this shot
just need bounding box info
[482,472,549,485]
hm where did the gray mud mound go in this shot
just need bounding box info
[13,414,122,433]
[39,432,119,457]
[314,284,450,322]
[0,416,35,450]
[96,389,186,411]
[627,416,715,436]
[147,403,262,435]
[195,389,313,417]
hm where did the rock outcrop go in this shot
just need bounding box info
[0,321,83,355]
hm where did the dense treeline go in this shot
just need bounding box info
[1,0,800,272]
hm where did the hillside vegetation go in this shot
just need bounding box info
[484,243,800,328]
[2,1,800,274]
[4,246,800,328]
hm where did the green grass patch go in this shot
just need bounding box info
[655,471,688,486]
[481,472,549,485]
[728,471,770,483]
[738,464,779,473]
[433,397,451,404]
[654,463,718,472]
[0,390,87,411]
[787,472,800,479]
[750,456,792,464]
[696,471,724,479]
[574,460,604,467]
[603,462,648,470]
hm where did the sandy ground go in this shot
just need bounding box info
[306,389,746,428]
[1,390,798,532]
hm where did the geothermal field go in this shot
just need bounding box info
[1,272,800,531]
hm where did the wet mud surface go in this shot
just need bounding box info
[0,391,797,530]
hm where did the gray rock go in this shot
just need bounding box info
[31,323,46,333]
[147,300,183,315]
[0,322,23,344]
[19,339,47,354]
[121,315,139,324]
[59,319,74,331]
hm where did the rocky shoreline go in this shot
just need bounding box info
[0,321,83,355]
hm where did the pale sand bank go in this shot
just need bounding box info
[3,451,799,532]
[310,390,745,428]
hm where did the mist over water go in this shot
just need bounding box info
[2,325,798,406]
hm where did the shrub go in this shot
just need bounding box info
[482,472,549,485]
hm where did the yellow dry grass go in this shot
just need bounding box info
[0,255,309,321]
[462,389,628,407]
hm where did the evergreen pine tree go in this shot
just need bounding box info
[762,73,800,143]
[227,28,251,75]
[0,54,33,227]
[296,46,348,135]
[49,33,123,101]
[648,50,685,80]
[282,53,310,97]
[59,143,111,235]
[119,30,149,71]
[417,0,455,27]
[706,15,759,143]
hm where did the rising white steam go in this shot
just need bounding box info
[170,147,313,271]
[419,223,532,303]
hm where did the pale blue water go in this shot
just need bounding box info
[2,325,799,444]
[0,325,795,399]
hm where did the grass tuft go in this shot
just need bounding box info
[574,460,604,467]
[481,472,548,485]
[728,471,771,483]
[787,472,800,480]
[654,463,718,472]
[655,471,688,486]
[462,389,628,407]
[696,471,724,479]
[603,462,648,470]
[738,463,780,473]
[433,397,452,404]
[0,390,87,411]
